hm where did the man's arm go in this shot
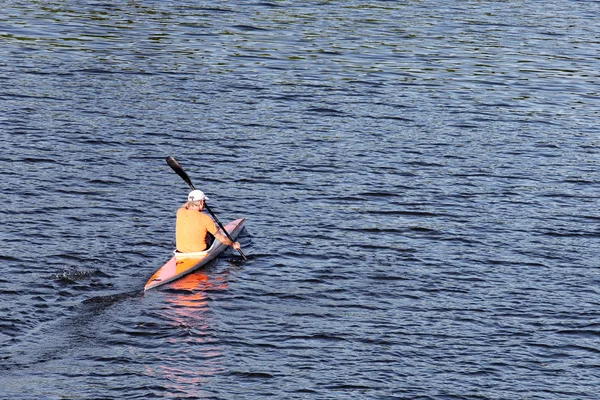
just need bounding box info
[214,231,241,251]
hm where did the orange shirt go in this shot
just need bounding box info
[175,207,218,252]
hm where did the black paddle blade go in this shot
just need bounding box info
[166,156,195,190]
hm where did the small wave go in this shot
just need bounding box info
[74,68,116,74]
[228,371,274,379]
[232,24,269,32]
[555,329,600,338]
[50,268,110,283]
[305,107,346,115]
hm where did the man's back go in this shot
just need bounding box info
[175,207,218,252]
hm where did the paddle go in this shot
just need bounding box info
[166,156,247,260]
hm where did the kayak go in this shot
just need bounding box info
[144,218,245,291]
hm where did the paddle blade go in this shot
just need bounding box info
[166,156,195,190]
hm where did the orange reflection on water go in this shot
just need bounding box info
[151,269,230,396]
[169,269,228,291]
[164,270,229,335]
[167,270,229,308]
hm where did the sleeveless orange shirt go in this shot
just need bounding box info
[175,207,218,252]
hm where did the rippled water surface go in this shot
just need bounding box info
[1,1,600,399]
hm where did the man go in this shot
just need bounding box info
[176,189,241,253]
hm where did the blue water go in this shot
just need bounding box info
[1,1,600,399]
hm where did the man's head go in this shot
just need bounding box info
[188,190,209,208]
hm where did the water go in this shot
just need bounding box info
[1,1,600,398]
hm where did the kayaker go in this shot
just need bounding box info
[176,190,242,253]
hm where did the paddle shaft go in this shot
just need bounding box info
[166,156,247,260]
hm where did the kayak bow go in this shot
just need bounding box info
[144,218,245,291]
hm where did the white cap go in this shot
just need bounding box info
[188,190,209,201]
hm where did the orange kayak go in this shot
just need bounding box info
[144,218,245,291]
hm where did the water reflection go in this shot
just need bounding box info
[166,270,228,309]
[149,270,229,397]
